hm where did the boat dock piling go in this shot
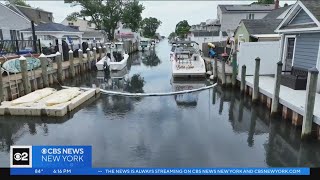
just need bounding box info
[19,56,31,95]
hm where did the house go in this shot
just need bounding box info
[7,4,53,24]
[21,23,83,58]
[217,3,276,36]
[275,0,320,92]
[234,5,292,46]
[0,2,31,41]
[187,30,228,51]
[190,19,220,32]
[61,17,96,32]
[115,22,140,43]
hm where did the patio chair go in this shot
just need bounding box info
[280,66,308,90]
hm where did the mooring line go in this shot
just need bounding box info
[62,83,217,97]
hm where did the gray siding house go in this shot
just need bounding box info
[275,0,320,92]
[0,3,31,40]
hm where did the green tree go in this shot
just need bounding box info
[175,20,191,39]
[257,0,274,4]
[6,0,31,7]
[64,0,144,40]
[140,17,162,38]
[168,32,176,40]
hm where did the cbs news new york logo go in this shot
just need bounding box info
[10,146,32,168]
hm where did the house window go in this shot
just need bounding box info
[38,12,41,19]
[0,29,3,40]
[247,13,255,20]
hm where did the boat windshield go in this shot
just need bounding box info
[140,41,149,46]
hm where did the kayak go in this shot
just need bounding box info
[45,87,82,106]
[11,88,56,106]
[2,57,41,73]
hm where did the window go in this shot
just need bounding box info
[10,30,17,40]
[38,12,41,19]
[247,13,255,20]
[0,29,3,40]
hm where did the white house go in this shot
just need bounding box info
[217,3,276,36]
[115,22,141,43]
[187,30,228,51]
[61,17,96,32]
[0,2,31,40]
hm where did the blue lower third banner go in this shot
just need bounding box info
[11,168,310,175]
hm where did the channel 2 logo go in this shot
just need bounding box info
[10,146,32,168]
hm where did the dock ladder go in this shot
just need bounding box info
[1,55,20,100]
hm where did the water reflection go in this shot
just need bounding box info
[141,50,161,67]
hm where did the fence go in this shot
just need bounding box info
[237,41,281,77]
[0,40,41,55]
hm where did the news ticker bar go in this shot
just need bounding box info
[10,168,310,175]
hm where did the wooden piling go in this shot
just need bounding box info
[231,52,237,87]
[282,106,292,120]
[252,57,260,102]
[301,67,319,140]
[271,61,283,116]
[240,65,246,93]
[56,52,63,82]
[86,48,91,71]
[0,62,3,104]
[19,56,31,94]
[214,57,218,79]
[221,60,226,86]
[39,54,49,87]
[78,49,84,73]
[69,50,75,78]
[98,46,102,59]
[93,47,97,63]
[103,46,107,54]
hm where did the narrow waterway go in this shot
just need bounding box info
[1,40,320,167]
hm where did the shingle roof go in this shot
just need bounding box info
[242,19,282,35]
[83,31,105,38]
[300,0,320,22]
[263,5,292,19]
[218,4,274,13]
[192,31,228,37]
[22,23,80,32]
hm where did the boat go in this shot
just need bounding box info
[138,38,151,51]
[171,79,207,107]
[170,41,206,79]
[2,56,41,73]
[96,42,129,71]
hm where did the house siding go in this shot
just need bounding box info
[289,9,313,25]
[234,22,250,44]
[293,33,320,69]
[0,3,30,40]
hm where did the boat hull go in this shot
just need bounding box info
[109,54,129,71]
[171,54,206,78]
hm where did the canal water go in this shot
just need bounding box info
[1,40,320,167]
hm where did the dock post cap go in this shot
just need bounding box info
[255,57,261,61]
[277,61,283,65]
[93,47,96,50]
[308,67,319,73]
[69,50,73,53]
[39,53,46,58]
[98,46,102,49]
[86,48,90,51]
[103,45,106,48]
[78,49,83,52]
[55,52,61,55]
[242,65,246,68]
[19,56,26,61]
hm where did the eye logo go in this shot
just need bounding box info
[10,146,32,168]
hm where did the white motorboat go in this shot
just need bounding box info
[170,41,206,78]
[96,42,129,71]
[138,37,151,51]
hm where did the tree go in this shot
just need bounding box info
[168,32,176,40]
[6,0,31,7]
[64,0,144,40]
[175,20,191,39]
[140,17,162,38]
[257,0,274,4]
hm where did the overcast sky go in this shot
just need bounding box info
[20,0,295,36]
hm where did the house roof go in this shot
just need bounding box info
[15,4,52,14]
[22,23,80,32]
[300,0,320,22]
[192,30,228,37]
[218,4,274,13]
[241,19,282,35]
[83,31,105,38]
[263,5,292,19]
